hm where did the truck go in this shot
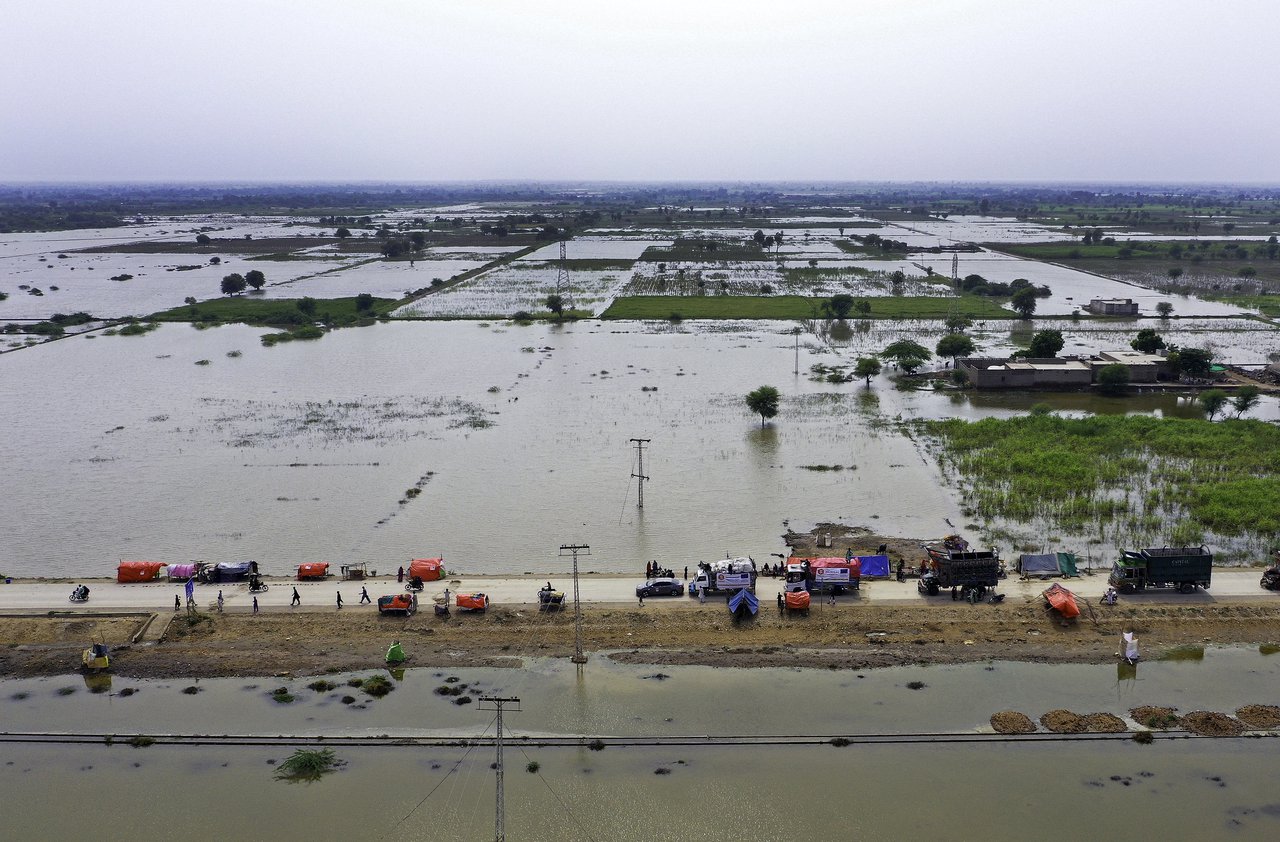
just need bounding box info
[784,557,861,595]
[918,545,1001,597]
[689,557,756,596]
[1108,546,1212,594]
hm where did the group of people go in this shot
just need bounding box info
[757,563,789,578]
[645,561,675,579]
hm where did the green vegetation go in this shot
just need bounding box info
[854,357,882,384]
[880,339,932,374]
[641,238,768,262]
[745,385,780,427]
[601,295,1013,320]
[1096,363,1131,396]
[274,748,343,783]
[150,295,395,327]
[362,675,395,698]
[127,735,156,748]
[918,414,1280,546]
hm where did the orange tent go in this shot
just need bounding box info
[296,562,330,580]
[409,558,444,581]
[784,591,810,611]
[1043,583,1080,620]
[456,593,488,611]
[117,561,165,583]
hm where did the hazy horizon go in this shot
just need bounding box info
[5,1,1279,183]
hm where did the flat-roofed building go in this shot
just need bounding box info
[1086,298,1140,316]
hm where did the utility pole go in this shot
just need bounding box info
[629,438,650,509]
[478,696,521,842]
[792,326,801,375]
[559,544,591,664]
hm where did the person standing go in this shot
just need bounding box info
[359,586,370,604]
[336,591,344,609]
[216,590,224,613]
[174,594,181,612]
[397,566,405,583]
[291,587,301,606]
[698,588,705,605]
[683,565,688,581]
[639,591,645,607]
[252,596,259,614]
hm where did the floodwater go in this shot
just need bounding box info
[4,652,1280,840]
[1,319,1276,578]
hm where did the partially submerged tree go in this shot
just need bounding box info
[1130,328,1166,354]
[220,273,246,296]
[1096,363,1131,396]
[880,339,933,374]
[1156,301,1174,318]
[745,385,780,427]
[1010,286,1038,319]
[944,315,973,334]
[245,269,266,292]
[1028,329,1064,358]
[936,333,976,363]
[827,293,854,319]
[1232,385,1261,418]
[854,357,881,385]
[1199,389,1228,420]
[1171,347,1213,378]
[545,294,564,319]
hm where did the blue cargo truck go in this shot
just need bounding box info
[1108,546,1212,594]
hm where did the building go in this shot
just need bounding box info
[1086,298,1140,316]
[959,350,1169,388]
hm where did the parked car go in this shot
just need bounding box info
[636,578,684,598]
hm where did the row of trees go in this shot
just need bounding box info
[220,270,266,296]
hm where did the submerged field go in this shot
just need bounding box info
[917,414,1280,559]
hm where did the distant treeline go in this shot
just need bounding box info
[4,182,1280,233]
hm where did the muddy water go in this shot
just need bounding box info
[0,321,964,578]
[4,652,1280,840]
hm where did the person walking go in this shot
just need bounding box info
[174,594,181,611]
[683,565,688,581]
[336,591,344,610]
[638,591,645,607]
[359,586,370,604]
[252,596,259,614]
[216,590,224,613]
[291,587,301,606]
[698,588,705,605]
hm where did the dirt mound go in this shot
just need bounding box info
[1040,709,1087,733]
[1234,704,1280,729]
[1130,706,1181,729]
[1180,711,1245,736]
[990,711,1036,734]
[1082,712,1127,733]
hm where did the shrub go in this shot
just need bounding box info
[274,748,343,782]
[362,675,395,698]
[127,735,156,748]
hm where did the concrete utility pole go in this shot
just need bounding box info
[792,326,802,375]
[478,696,521,842]
[629,438,650,509]
[559,544,591,664]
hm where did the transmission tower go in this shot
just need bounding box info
[478,696,521,842]
[629,438,650,509]
[555,238,572,310]
[559,544,591,664]
[951,251,959,286]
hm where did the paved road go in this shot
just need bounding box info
[1,570,1272,614]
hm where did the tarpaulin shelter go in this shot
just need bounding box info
[409,558,444,582]
[166,563,199,581]
[117,561,165,583]
[296,562,330,580]
[456,593,488,611]
[1055,552,1079,576]
[211,561,256,582]
[1018,553,1060,577]
[854,555,891,578]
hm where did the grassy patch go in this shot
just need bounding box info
[640,238,770,262]
[361,675,395,698]
[274,748,343,783]
[601,295,1014,320]
[150,296,395,325]
[127,735,156,748]
[917,414,1280,545]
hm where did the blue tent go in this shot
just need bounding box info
[855,555,891,578]
[728,588,758,617]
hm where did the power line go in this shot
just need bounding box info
[478,696,521,842]
[628,438,650,509]
[380,716,495,840]
[559,544,591,665]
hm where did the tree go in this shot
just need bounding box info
[355,293,375,313]
[853,299,871,316]
[745,385,780,427]
[245,269,266,291]
[1096,363,1131,396]
[335,227,351,238]
[1130,328,1166,354]
[854,357,881,384]
[1232,385,1261,418]
[545,294,564,318]
[297,297,317,316]
[753,229,767,248]
[1199,389,1228,420]
[880,339,932,374]
[195,233,211,245]
[1172,347,1213,378]
[827,294,854,319]
[1010,286,1038,318]
[1156,301,1174,318]
[220,273,246,296]
[1028,329,1064,358]
[944,315,973,333]
[936,333,976,362]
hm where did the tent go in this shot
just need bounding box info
[1055,552,1079,576]
[296,562,330,580]
[117,561,165,583]
[1018,553,1060,577]
[854,555,891,578]
[212,561,256,582]
[409,558,444,582]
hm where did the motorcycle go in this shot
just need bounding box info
[1261,566,1280,591]
[405,576,425,593]
[69,585,90,603]
[247,574,269,594]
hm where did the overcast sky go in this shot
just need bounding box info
[4,0,1278,183]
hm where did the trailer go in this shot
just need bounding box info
[918,545,1001,597]
[1109,546,1212,594]
[688,557,756,596]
